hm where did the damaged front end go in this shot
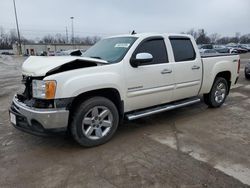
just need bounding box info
[17,58,101,109]
[9,75,72,136]
[9,56,107,136]
[18,75,73,109]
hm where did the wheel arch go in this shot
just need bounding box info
[69,88,124,123]
[215,71,231,94]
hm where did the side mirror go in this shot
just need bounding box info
[70,50,82,56]
[130,53,153,68]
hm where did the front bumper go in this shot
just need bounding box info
[9,95,69,136]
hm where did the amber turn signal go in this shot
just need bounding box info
[45,81,57,99]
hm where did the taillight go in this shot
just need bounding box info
[237,59,240,74]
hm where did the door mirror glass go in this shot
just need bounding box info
[130,53,153,67]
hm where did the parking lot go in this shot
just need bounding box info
[0,54,250,187]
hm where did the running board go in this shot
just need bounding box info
[126,97,201,121]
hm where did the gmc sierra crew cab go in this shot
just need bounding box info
[9,33,240,147]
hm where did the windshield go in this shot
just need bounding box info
[82,37,137,63]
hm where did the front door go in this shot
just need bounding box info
[124,37,175,112]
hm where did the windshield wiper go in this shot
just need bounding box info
[90,56,102,60]
[88,56,111,63]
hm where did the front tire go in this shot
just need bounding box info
[70,97,119,147]
[203,77,228,108]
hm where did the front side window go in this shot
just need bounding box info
[134,38,168,65]
[83,37,137,63]
[170,38,196,62]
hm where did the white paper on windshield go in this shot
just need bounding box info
[115,43,130,48]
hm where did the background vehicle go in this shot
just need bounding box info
[199,44,230,53]
[39,51,47,56]
[48,51,55,56]
[239,44,250,52]
[9,33,240,147]
[1,51,14,55]
[199,44,213,49]
[54,49,85,56]
[227,44,248,54]
[199,49,218,54]
[213,45,230,53]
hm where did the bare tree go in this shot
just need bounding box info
[41,34,55,44]
[181,28,250,45]
[2,26,249,49]
[55,33,66,44]
[196,29,211,44]
[0,27,33,49]
[240,34,250,43]
[209,33,220,44]
[186,29,198,40]
[38,33,100,45]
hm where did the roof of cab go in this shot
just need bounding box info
[106,33,192,39]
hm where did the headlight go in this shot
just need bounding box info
[32,80,57,99]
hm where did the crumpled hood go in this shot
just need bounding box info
[22,56,108,77]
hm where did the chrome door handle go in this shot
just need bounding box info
[161,69,172,74]
[192,65,200,70]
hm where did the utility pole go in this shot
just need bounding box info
[70,17,74,45]
[13,0,22,55]
[65,27,68,43]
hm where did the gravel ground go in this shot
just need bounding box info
[0,54,250,188]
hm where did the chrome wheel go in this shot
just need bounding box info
[82,106,113,140]
[214,82,226,103]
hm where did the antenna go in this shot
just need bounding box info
[131,30,137,35]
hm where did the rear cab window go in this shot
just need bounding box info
[169,37,196,62]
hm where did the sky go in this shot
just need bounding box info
[0,0,249,39]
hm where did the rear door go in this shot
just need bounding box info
[124,37,175,111]
[169,37,202,101]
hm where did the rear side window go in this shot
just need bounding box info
[135,38,168,65]
[170,38,196,62]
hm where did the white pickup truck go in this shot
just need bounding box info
[9,33,240,147]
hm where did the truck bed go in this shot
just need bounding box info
[199,53,239,95]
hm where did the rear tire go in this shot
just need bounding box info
[203,77,228,108]
[70,97,119,147]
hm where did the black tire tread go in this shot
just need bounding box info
[70,97,119,147]
[204,77,228,108]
